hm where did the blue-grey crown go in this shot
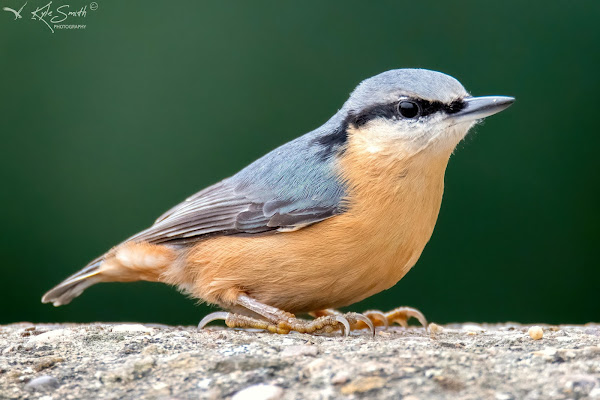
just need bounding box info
[343,69,469,114]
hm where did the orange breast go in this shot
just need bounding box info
[178,126,453,313]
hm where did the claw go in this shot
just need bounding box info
[198,311,229,330]
[354,314,376,337]
[334,315,350,337]
[365,310,389,328]
[406,308,428,329]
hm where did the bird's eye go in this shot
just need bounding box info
[398,101,421,119]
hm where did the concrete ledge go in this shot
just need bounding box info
[1,322,599,399]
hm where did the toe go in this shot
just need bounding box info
[364,310,389,328]
[385,307,428,329]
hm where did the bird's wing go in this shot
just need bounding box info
[128,126,348,245]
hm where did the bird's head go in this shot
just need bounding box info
[340,69,514,158]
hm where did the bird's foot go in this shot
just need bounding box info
[311,306,428,331]
[198,310,354,336]
[197,294,370,336]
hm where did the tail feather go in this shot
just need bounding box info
[42,257,104,306]
[42,242,177,307]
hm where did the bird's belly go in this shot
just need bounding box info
[183,208,437,313]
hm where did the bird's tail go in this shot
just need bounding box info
[42,242,178,307]
[42,257,105,306]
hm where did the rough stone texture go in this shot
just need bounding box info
[1,322,599,399]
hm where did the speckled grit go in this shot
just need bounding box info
[1,322,599,399]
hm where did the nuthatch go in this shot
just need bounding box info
[43,69,514,336]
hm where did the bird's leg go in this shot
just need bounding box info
[198,295,360,336]
[311,306,428,331]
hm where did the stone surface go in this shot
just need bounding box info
[0,322,599,399]
[23,375,60,392]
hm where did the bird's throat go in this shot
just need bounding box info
[334,126,452,293]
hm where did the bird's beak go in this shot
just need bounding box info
[451,96,515,122]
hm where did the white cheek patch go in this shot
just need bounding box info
[353,119,430,156]
[353,114,474,158]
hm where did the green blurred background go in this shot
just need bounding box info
[1,1,598,326]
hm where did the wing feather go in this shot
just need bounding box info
[129,115,348,245]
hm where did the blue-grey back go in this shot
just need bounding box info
[129,111,348,244]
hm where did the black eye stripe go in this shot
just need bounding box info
[349,105,396,127]
[420,99,465,116]
[348,98,466,127]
